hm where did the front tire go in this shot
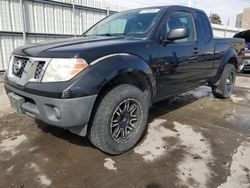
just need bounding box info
[88,84,149,155]
[212,64,236,98]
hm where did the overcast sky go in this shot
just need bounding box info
[107,0,249,27]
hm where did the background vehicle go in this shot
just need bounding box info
[4,6,245,154]
[234,30,250,72]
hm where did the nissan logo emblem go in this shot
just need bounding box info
[13,60,23,74]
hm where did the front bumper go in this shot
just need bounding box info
[5,83,97,129]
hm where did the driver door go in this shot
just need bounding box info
[153,10,200,100]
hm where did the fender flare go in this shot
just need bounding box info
[211,48,238,85]
[219,48,238,71]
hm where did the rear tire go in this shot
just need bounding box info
[212,64,236,98]
[88,84,149,155]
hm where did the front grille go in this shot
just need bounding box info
[34,61,45,79]
[8,56,51,86]
[12,57,29,78]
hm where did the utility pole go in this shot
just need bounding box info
[20,0,26,44]
[72,0,76,38]
[107,6,110,16]
[193,0,196,8]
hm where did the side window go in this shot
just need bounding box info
[165,11,196,43]
[196,12,212,43]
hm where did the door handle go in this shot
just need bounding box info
[193,48,199,54]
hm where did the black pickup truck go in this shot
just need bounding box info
[4,6,245,154]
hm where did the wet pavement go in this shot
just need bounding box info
[0,73,250,188]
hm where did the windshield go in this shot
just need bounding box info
[84,8,164,38]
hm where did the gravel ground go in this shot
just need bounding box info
[0,73,250,188]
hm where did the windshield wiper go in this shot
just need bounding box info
[82,33,129,37]
[91,33,127,37]
[104,33,121,36]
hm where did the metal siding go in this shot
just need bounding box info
[10,1,22,32]
[1,36,14,70]
[81,0,87,6]
[63,7,72,34]
[94,0,101,9]
[87,0,94,7]
[44,4,55,33]
[54,5,64,34]
[1,0,12,31]
[0,38,4,70]
[34,2,45,33]
[87,11,93,30]
[25,1,35,33]
[81,10,88,33]
[75,9,81,35]
[13,36,24,49]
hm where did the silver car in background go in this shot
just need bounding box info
[234,30,250,72]
[243,43,250,71]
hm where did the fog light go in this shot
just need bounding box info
[54,107,61,119]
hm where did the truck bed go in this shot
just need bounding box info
[214,37,245,70]
[214,38,245,44]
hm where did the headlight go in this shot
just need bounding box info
[42,58,88,82]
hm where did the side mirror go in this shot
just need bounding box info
[167,27,189,41]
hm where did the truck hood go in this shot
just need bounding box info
[12,36,141,62]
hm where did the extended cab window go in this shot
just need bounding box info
[165,11,196,43]
[196,12,212,43]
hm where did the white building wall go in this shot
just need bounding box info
[212,24,244,38]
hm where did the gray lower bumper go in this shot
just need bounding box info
[5,84,97,131]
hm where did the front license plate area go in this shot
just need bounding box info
[8,92,25,113]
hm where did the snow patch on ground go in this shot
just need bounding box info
[6,165,14,173]
[0,134,27,157]
[134,120,214,187]
[0,130,8,137]
[134,119,175,161]
[28,162,40,172]
[236,76,250,89]
[174,122,214,188]
[104,158,117,170]
[0,130,20,139]
[29,146,39,152]
[231,94,246,103]
[181,86,214,99]
[38,175,52,186]
[218,140,250,188]
[27,162,52,186]
[0,83,13,118]
[225,114,236,122]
